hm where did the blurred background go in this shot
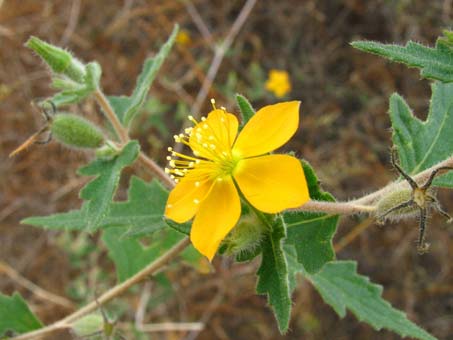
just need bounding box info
[1,0,452,339]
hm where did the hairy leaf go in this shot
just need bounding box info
[352,30,453,82]
[103,227,184,282]
[0,293,42,336]
[307,261,437,340]
[256,215,291,333]
[284,160,338,274]
[23,141,140,231]
[104,227,200,282]
[122,25,178,127]
[236,94,255,127]
[390,82,453,187]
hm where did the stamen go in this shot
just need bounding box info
[210,98,216,109]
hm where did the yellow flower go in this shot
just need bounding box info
[265,69,291,98]
[175,29,192,46]
[165,101,309,260]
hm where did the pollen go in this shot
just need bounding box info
[166,102,240,183]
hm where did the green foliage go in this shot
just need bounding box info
[121,25,178,127]
[26,37,102,107]
[104,227,201,282]
[306,261,437,340]
[103,228,182,282]
[352,30,453,82]
[23,141,140,231]
[390,82,453,186]
[23,175,168,234]
[284,160,338,274]
[256,215,291,333]
[0,293,42,336]
[235,94,255,127]
[51,113,105,149]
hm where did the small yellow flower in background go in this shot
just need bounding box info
[265,69,291,98]
[165,100,309,260]
[175,29,192,46]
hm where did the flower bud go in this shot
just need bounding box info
[375,188,416,221]
[51,114,105,149]
[70,313,103,337]
[222,214,267,256]
[26,36,86,83]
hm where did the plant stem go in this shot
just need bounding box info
[93,88,175,188]
[94,89,129,143]
[10,237,191,340]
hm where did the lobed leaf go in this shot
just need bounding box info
[306,261,437,340]
[23,141,140,232]
[390,82,453,187]
[283,160,339,274]
[256,215,291,333]
[352,30,453,82]
[0,293,42,336]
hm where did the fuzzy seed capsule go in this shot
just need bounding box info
[375,188,418,221]
[51,114,105,149]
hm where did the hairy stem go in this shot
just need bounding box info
[94,89,129,143]
[94,88,175,189]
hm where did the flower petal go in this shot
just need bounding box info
[190,176,241,261]
[234,154,309,213]
[165,173,214,223]
[233,101,300,158]
[189,109,238,160]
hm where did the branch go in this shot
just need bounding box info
[93,88,175,189]
[10,237,191,340]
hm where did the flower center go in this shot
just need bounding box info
[165,103,240,183]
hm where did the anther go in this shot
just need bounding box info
[167,204,173,209]
[195,181,200,187]
[210,98,216,109]
[167,147,173,152]
[164,168,170,173]
[194,199,200,204]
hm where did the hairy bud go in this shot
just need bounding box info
[222,214,267,256]
[26,36,86,83]
[51,114,105,149]
[375,188,419,221]
[70,313,103,337]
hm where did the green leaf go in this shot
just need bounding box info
[283,160,339,274]
[352,30,453,82]
[256,215,291,333]
[390,82,453,187]
[0,293,43,336]
[23,176,168,235]
[103,227,184,282]
[23,141,140,232]
[105,177,169,236]
[107,96,133,123]
[122,25,178,127]
[78,141,140,231]
[307,261,437,340]
[235,94,255,127]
